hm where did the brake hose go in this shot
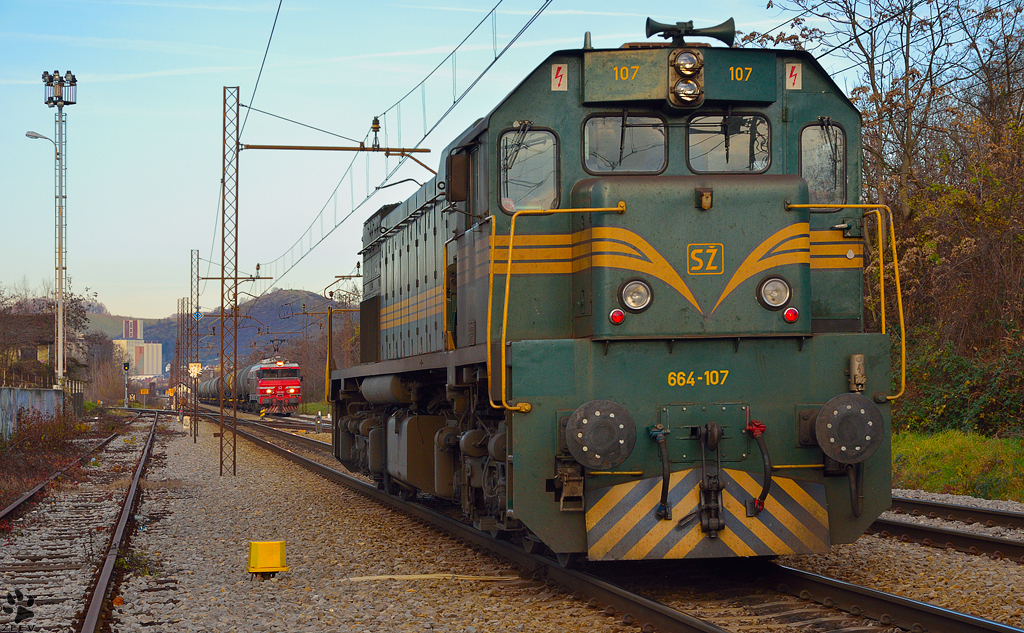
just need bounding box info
[746,419,771,515]
[651,428,671,520]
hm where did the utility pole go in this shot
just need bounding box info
[220,87,240,476]
[191,249,200,442]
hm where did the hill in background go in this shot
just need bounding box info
[88,288,338,369]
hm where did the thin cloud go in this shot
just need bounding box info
[58,0,292,11]
[397,4,663,18]
[0,32,256,57]
[0,64,254,85]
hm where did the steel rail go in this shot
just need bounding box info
[80,412,160,633]
[768,564,1024,633]
[239,419,331,453]
[869,517,1024,563]
[890,497,1024,530]
[232,424,730,633]
[0,431,120,524]
[235,422,1024,632]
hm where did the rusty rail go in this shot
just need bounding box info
[80,412,159,633]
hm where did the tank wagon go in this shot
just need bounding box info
[199,358,301,414]
[330,18,899,564]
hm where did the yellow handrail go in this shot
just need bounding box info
[486,202,626,413]
[786,203,906,400]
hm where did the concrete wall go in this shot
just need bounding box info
[0,387,61,440]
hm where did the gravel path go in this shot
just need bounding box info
[111,418,634,633]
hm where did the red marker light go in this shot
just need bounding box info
[783,307,800,323]
[609,309,626,325]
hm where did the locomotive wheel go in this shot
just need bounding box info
[555,552,583,568]
[523,535,546,555]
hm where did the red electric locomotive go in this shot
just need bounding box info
[244,358,302,414]
[198,357,302,414]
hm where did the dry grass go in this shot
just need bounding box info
[0,407,121,527]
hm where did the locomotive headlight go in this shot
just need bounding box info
[674,51,702,75]
[758,277,791,309]
[621,280,652,312]
[673,79,702,102]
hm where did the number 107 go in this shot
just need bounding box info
[729,67,753,81]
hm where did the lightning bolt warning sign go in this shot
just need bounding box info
[786,63,802,90]
[551,64,567,91]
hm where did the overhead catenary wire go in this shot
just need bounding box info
[250,0,554,298]
[240,105,364,144]
[240,0,284,138]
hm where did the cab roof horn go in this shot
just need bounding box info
[645,17,736,48]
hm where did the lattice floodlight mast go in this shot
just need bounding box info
[39,70,76,389]
[191,249,200,443]
[220,87,240,476]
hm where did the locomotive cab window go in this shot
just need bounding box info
[687,114,770,173]
[583,114,667,173]
[800,121,846,207]
[259,368,299,378]
[499,128,558,213]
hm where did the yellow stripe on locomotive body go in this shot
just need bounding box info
[810,230,865,269]
[585,469,829,560]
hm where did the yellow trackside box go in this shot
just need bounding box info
[246,541,288,574]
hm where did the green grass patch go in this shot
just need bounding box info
[297,401,329,416]
[893,430,1024,502]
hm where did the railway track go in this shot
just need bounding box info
[231,416,1022,633]
[868,497,1024,563]
[195,402,329,433]
[0,411,158,633]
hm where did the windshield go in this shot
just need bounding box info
[801,121,846,207]
[259,368,299,379]
[584,115,666,173]
[499,128,558,212]
[687,115,770,173]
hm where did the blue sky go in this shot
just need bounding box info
[1,0,803,318]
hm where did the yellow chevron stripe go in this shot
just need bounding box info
[729,471,827,552]
[586,478,643,528]
[586,469,830,560]
[712,223,810,314]
[714,513,759,557]
[588,481,663,560]
[775,477,829,527]
[663,523,706,558]
[720,489,793,554]
[623,484,700,560]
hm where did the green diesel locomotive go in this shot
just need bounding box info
[330,18,899,563]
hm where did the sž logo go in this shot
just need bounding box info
[2,589,34,625]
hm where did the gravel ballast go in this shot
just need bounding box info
[111,419,634,633]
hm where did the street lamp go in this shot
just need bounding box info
[28,70,77,389]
